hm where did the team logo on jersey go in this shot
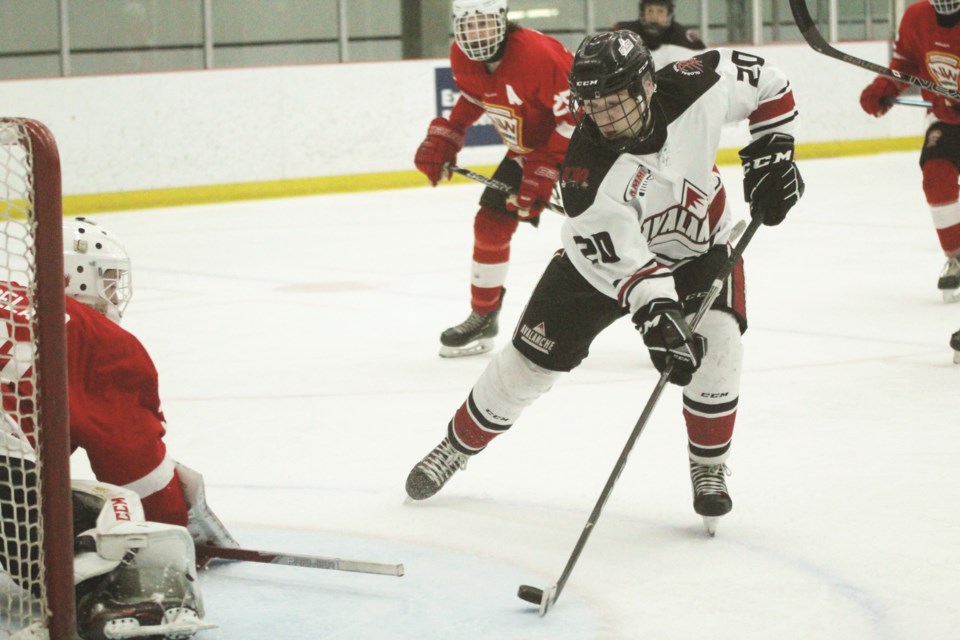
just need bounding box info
[624,165,653,201]
[926,52,960,92]
[483,103,530,153]
[519,321,556,355]
[674,58,704,76]
[642,179,712,251]
[562,165,590,189]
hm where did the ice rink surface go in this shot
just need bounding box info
[70,151,958,639]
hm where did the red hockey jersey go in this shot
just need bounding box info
[448,27,576,165]
[0,284,188,526]
[891,2,960,104]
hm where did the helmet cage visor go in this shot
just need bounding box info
[931,0,960,14]
[454,11,507,61]
[569,56,656,147]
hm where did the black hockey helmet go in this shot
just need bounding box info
[568,30,657,149]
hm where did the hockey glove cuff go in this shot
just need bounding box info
[634,299,707,387]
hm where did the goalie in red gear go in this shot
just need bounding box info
[413,0,576,357]
[859,0,960,302]
[1,217,237,637]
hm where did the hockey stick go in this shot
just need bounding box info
[517,216,764,617]
[789,0,960,101]
[880,96,933,108]
[446,164,567,215]
[196,545,404,577]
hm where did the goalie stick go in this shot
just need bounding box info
[197,545,404,577]
[517,216,764,617]
[789,0,960,101]
[445,164,567,215]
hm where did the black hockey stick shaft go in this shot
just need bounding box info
[446,164,567,215]
[788,0,960,101]
[196,545,404,577]
[521,216,763,615]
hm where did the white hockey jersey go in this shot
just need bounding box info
[559,49,798,319]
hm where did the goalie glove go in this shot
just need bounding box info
[174,461,239,558]
[739,132,805,226]
[634,299,707,387]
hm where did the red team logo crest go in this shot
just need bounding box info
[925,51,960,92]
[641,179,712,252]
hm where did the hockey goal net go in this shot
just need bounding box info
[0,119,73,639]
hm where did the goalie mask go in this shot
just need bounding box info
[931,0,960,14]
[452,0,508,61]
[569,31,657,152]
[63,217,132,323]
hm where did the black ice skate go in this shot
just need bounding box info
[439,294,504,358]
[951,329,960,365]
[689,459,733,536]
[938,256,960,303]
[405,436,469,500]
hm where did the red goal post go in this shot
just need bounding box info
[0,119,73,639]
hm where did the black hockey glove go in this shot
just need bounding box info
[634,299,707,386]
[739,132,805,226]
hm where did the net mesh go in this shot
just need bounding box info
[0,119,48,637]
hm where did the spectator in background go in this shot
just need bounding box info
[614,0,706,68]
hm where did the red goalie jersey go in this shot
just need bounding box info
[448,27,576,166]
[891,2,960,119]
[0,283,188,526]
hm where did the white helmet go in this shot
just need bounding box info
[452,0,508,62]
[63,217,132,323]
[931,0,960,14]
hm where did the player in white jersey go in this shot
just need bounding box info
[406,31,803,533]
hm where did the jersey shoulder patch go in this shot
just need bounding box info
[654,50,722,125]
[560,126,620,218]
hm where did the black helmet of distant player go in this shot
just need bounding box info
[639,0,675,37]
[568,31,657,151]
[452,0,508,61]
[931,0,960,14]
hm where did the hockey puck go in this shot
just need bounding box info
[517,584,543,605]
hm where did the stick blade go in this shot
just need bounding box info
[538,584,559,617]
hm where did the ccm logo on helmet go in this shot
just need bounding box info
[111,497,132,521]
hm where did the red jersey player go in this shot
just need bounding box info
[0,217,235,545]
[860,0,960,302]
[414,0,575,357]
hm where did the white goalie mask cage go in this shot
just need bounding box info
[63,216,132,323]
[931,0,960,14]
[452,0,508,61]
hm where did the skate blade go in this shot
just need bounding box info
[702,516,719,537]
[438,338,494,358]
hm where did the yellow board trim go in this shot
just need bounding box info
[63,136,924,216]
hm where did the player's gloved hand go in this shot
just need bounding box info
[175,460,239,566]
[633,299,707,386]
[414,117,466,186]
[859,77,900,117]
[506,159,559,220]
[739,132,805,226]
[932,96,960,125]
